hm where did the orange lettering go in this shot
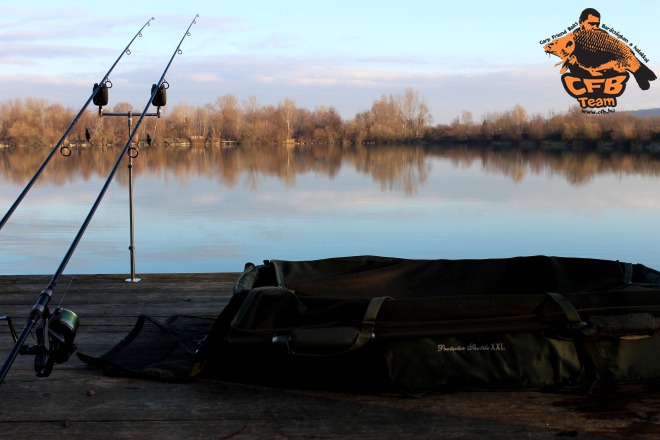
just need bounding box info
[604,75,627,94]
[563,76,586,95]
[577,97,590,107]
[583,78,605,94]
[577,96,617,108]
[562,73,629,100]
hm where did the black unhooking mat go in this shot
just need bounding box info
[79,255,660,394]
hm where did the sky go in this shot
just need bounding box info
[1,0,659,124]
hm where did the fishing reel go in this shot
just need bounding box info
[18,307,80,377]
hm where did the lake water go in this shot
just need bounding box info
[2,143,660,276]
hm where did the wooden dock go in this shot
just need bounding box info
[1,273,659,439]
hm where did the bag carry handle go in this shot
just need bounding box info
[280,296,390,356]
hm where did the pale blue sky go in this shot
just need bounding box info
[1,0,658,123]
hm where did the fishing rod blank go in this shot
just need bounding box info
[0,14,199,386]
[0,17,155,231]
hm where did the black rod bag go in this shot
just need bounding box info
[197,255,660,394]
[80,255,660,394]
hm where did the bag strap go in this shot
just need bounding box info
[344,296,390,353]
[546,292,584,329]
[623,262,633,284]
[545,292,609,392]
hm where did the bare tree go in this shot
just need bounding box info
[192,106,211,138]
[394,88,433,138]
[368,94,399,142]
[168,103,196,139]
[215,94,241,140]
[278,98,298,140]
[242,96,259,124]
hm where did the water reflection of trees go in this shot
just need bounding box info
[428,145,660,186]
[3,145,660,194]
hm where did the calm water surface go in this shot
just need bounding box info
[2,144,660,275]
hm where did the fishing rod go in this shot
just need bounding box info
[0,14,199,385]
[0,17,155,231]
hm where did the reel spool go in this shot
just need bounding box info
[48,308,80,363]
[33,307,80,377]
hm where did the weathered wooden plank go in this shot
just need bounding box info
[2,273,660,439]
[2,370,658,439]
[0,284,236,298]
[0,273,241,284]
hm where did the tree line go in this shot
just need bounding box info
[1,90,660,149]
[435,105,660,149]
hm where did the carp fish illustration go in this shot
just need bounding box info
[544,28,656,90]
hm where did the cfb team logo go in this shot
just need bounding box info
[542,8,656,112]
